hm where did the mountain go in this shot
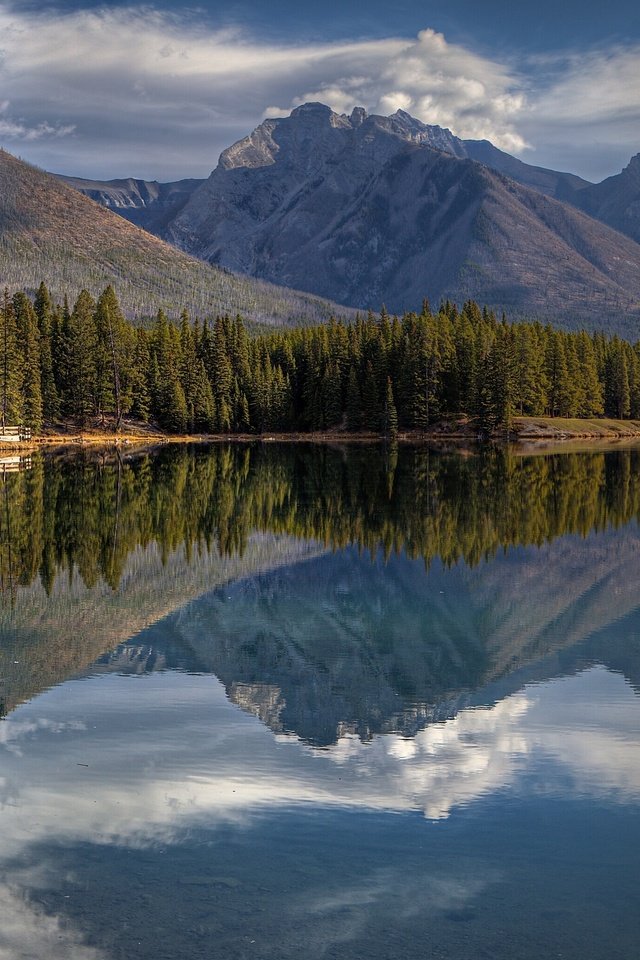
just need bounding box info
[0,148,352,325]
[54,106,640,331]
[55,174,205,234]
[571,154,640,245]
[161,103,640,330]
[60,113,589,226]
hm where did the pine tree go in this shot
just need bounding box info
[346,365,362,431]
[130,330,152,423]
[64,290,97,425]
[211,317,233,426]
[0,288,22,429]
[605,339,631,418]
[34,282,60,421]
[361,360,379,430]
[13,292,43,431]
[94,286,132,428]
[575,332,604,417]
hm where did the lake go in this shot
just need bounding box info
[1,443,639,960]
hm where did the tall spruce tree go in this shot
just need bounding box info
[65,290,97,425]
[34,282,60,422]
[13,292,43,431]
[0,288,22,429]
[94,286,132,428]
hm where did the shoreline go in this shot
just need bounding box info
[4,416,640,454]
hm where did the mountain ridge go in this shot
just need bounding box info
[159,104,640,331]
[0,148,354,325]
[58,104,593,224]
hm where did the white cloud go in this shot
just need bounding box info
[0,96,75,141]
[0,883,105,960]
[272,28,529,154]
[0,4,637,181]
[1,665,638,861]
[0,117,75,141]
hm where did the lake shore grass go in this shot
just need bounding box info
[5,415,640,453]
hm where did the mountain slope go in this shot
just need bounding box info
[571,154,640,244]
[0,149,351,325]
[460,138,590,200]
[165,104,640,331]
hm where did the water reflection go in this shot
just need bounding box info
[2,442,640,597]
[1,664,639,959]
[3,443,640,715]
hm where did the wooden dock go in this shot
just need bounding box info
[0,426,32,444]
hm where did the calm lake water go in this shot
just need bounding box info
[1,443,639,960]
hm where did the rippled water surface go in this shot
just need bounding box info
[1,444,639,959]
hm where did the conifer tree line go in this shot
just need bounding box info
[2,284,640,434]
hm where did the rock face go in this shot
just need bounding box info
[55,175,204,234]
[164,103,640,329]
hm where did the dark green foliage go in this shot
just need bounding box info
[64,290,97,425]
[34,282,60,421]
[94,285,135,428]
[381,377,398,438]
[3,283,640,435]
[12,292,43,431]
[1,288,23,429]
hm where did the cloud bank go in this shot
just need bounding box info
[0,3,638,180]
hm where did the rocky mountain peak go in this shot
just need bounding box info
[290,101,334,119]
[623,153,640,180]
[160,103,640,330]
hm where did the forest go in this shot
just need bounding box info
[1,283,639,435]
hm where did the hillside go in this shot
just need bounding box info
[0,149,351,325]
[163,104,640,331]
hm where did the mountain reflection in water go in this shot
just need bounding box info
[2,442,640,716]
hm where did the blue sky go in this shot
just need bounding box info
[1,1,639,181]
[17,0,640,50]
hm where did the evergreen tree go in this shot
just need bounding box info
[130,330,152,423]
[605,339,631,418]
[13,292,43,431]
[346,365,362,431]
[0,288,22,429]
[64,290,97,425]
[34,282,60,421]
[94,285,132,428]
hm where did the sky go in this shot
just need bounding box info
[0,0,639,182]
